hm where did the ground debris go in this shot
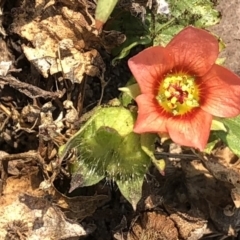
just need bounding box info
[0,176,95,239]
[0,0,240,240]
[10,0,105,83]
[127,211,178,240]
[0,75,64,99]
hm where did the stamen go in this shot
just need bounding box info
[156,73,200,115]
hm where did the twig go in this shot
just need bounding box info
[0,75,64,99]
[155,151,199,160]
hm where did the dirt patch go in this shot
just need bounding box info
[210,0,240,74]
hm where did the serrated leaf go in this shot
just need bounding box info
[69,163,105,192]
[216,116,240,157]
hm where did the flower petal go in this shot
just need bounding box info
[166,26,219,76]
[166,109,212,150]
[200,64,240,117]
[133,94,170,133]
[128,46,173,95]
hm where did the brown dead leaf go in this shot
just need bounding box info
[101,30,126,53]
[206,201,240,237]
[127,211,178,240]
[0,176,94,239]
[200,146,240,184]
[54,187,109,222]
[11,0,105,83]
[213,146,237,165]
[181,158,233,210]
[180,155,240,237]
[231,188,240,208]
[170,212,207,240]
[198,152,240,209]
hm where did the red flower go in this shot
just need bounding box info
[128,26,240,150]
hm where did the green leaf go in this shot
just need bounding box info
[105,0,220,60]
[190,3,220,27]
[216,115,240,157]
[117,177,144,211]
[215,57,226,65]
[112,36,151,64]
[204,138,218,154]
[59,106,151,208]
[141,133,166,175]
[167,0,220,28]
[154,25,184,46]
[69,162,105,191]
[105,10,152,61]
[119,83,140,101]
[154,0,220,46]
[211,119,227,132]
[119,77,138,107]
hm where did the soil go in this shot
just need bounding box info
[209,0,240,75]
[0,1,240,240]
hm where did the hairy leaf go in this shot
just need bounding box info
[59,106,154,208]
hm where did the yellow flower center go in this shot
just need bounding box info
[156,73,200,115]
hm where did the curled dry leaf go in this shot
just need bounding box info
[127,211,178,240]
[170,213,207,240]
[11,0,105,83]
[20,104,40,125]
[63,100,78,127]
[0,61,12,76]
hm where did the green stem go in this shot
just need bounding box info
[95,0,119,23]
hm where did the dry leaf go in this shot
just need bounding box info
[231,188,240,208]
[11,0,105,83]
[0,176,94,239]
[55,189,109,222]
[128,211,178,240]
[170,213,207,240]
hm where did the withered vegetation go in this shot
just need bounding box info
[0,0,240,239]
